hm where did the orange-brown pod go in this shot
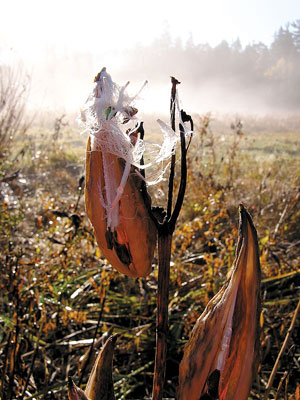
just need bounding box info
[178,205,261,400]
[68,334,117,400]
[85,137,157,277]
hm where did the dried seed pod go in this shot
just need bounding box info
[82,68,157,277]
[78,328,114,375]
[68,335,117,400]
[85,137,157,277]
[178,204,261,400]
[84,334,117,400]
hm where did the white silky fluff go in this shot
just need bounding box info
[80,69,193,230]
[79,68,191,185]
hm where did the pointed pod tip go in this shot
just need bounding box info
[239,203,245,211]
[238,204,258,236]
[171,76,181,85]
[94,67,107,82]
[238,204,249,234]
[84,333,117,399]
[239,203,251,221]
[100,333,118,359]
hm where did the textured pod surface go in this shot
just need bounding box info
[84,334,117,400]
[68,335,117,400]
[178,205,261,400]
[68,378,89,400]
[85,137,157,277]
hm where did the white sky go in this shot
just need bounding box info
[2,0,300,58]
[1,0,300,112]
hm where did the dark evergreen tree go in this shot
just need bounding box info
[271,25,297,59]
[291,19,300,51]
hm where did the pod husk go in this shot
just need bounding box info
[85,137,157,277]
[178,205,261,400]
[68,335,117,400]
[84,334,117,400]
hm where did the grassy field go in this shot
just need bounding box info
[0,112,300,399]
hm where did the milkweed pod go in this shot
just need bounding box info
[178,204,261,400]
[85,137,157,277]
[78,328,114,374]
[84,334,117,400]
[68,334,117,400]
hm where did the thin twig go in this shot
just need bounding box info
[78,276,109,386]
[0,331,11,399]
[264,297,300,399]
[273,203,288,239]
[74,176,85,213]
[9,260,21,400]
[274,370,289,400]
[20,316,45,400]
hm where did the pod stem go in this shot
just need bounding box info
[152,229,172,400]
[152,77,192,400]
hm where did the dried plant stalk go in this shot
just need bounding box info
[264,297,300,399]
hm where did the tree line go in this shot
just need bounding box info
[119,20,300,112]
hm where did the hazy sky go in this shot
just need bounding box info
[1,0,300,112]
[2,0,300,59]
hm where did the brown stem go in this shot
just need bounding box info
[152,229,172,400]
[151,77,191,400]
[20,315,45,400]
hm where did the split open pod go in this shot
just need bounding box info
[85,137,157,277]
[83,68,157,277]
[178,205,261,400]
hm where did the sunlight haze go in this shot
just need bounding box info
[1,0,300,114]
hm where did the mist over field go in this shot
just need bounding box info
[10,21,300,120]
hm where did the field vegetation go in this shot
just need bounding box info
[0,67,300,399]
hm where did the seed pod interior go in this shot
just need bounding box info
[178,205,261,400]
